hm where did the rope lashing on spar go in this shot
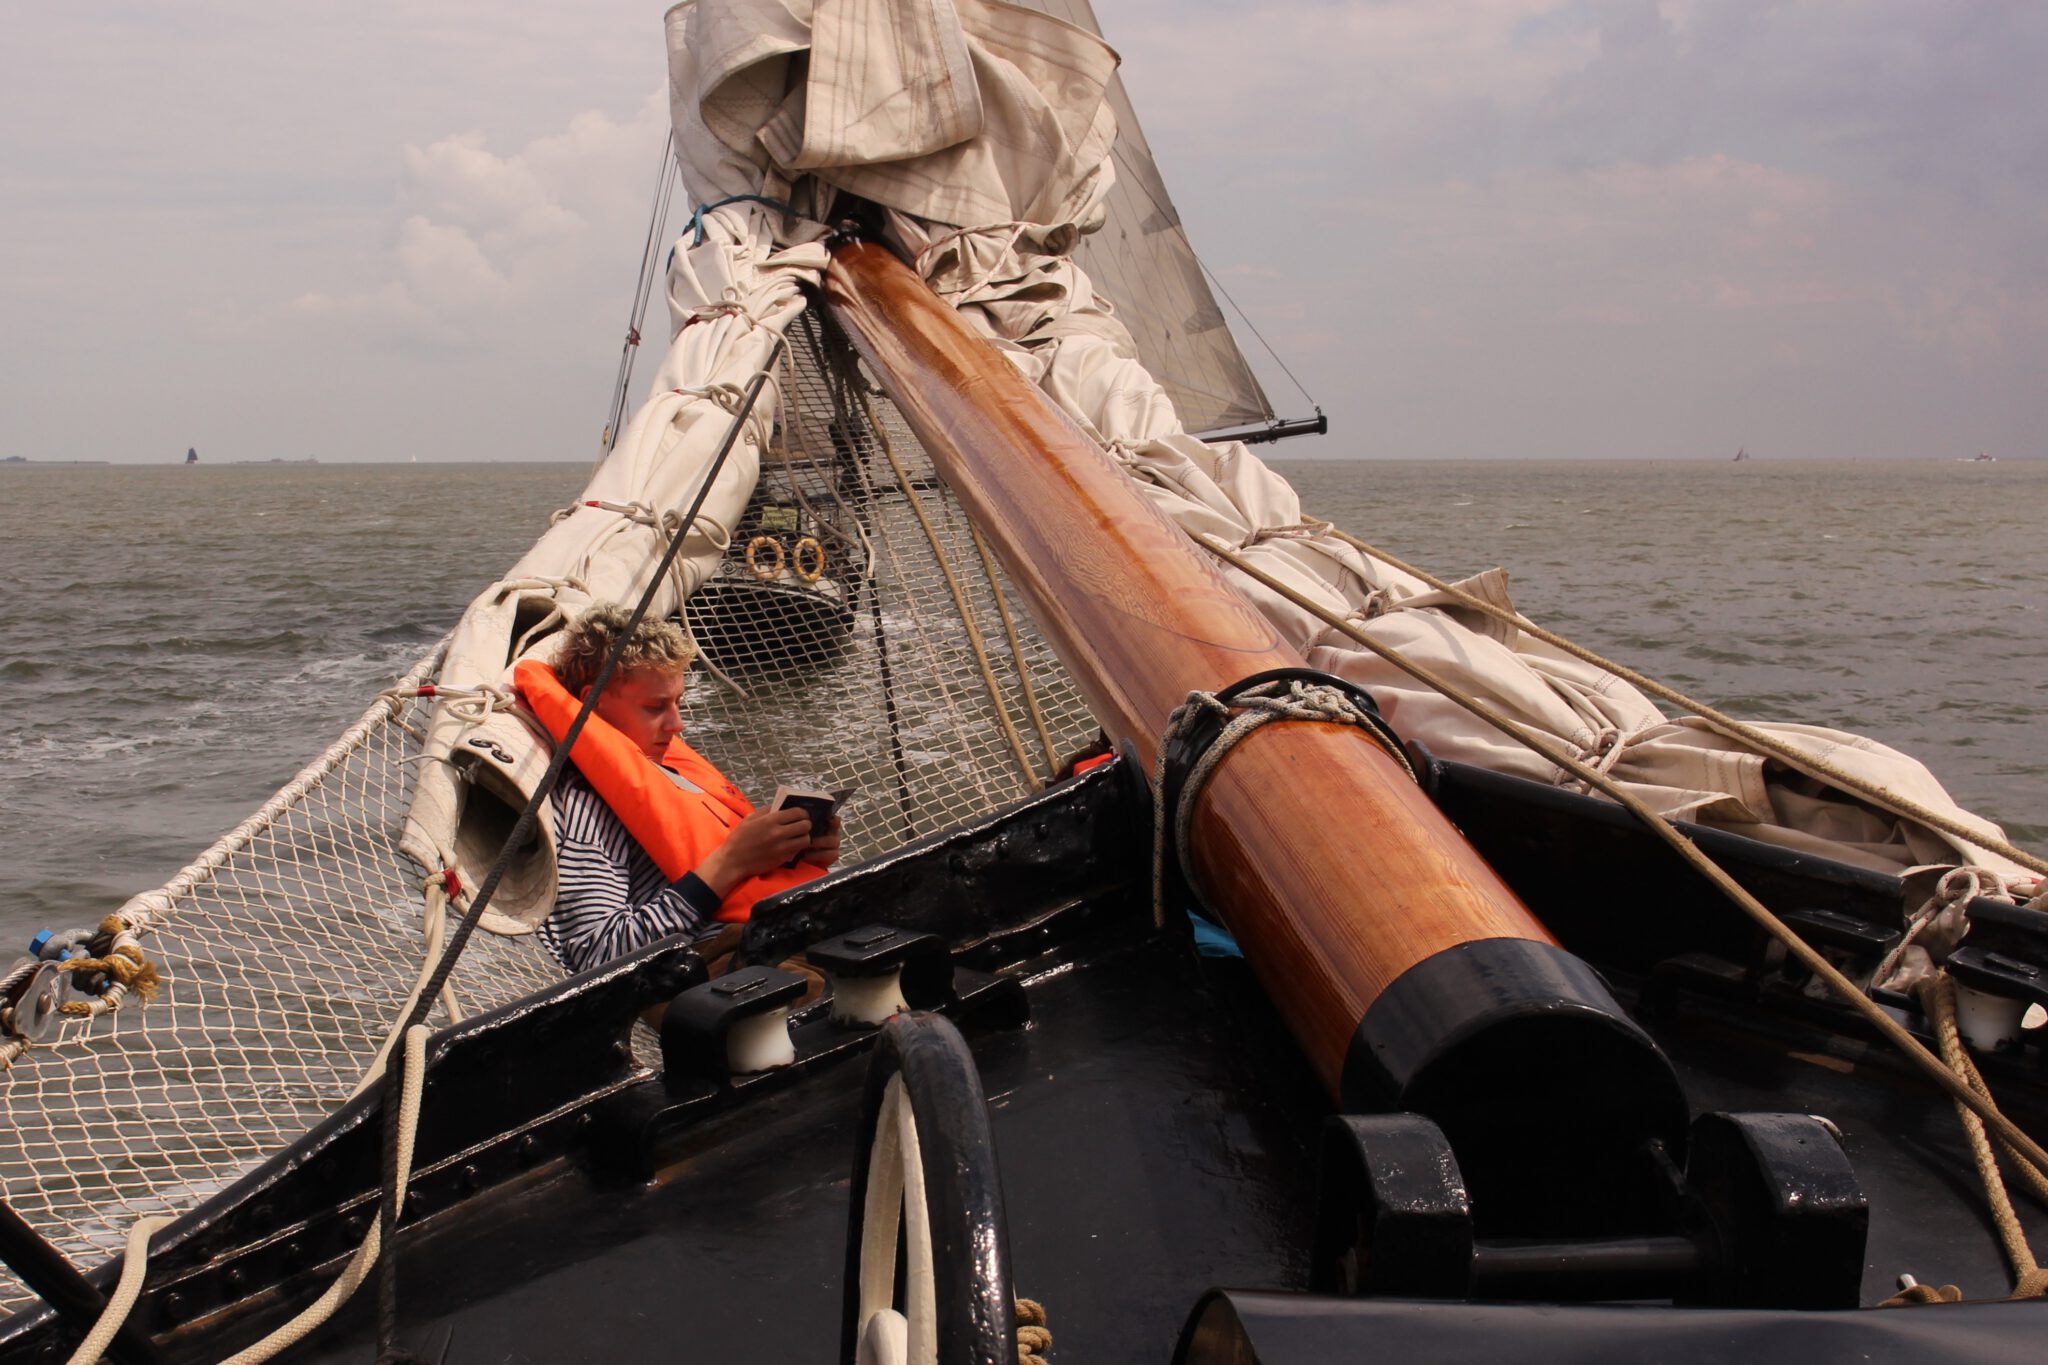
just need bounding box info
[378,681,514,729]
[1149,670,1414,930]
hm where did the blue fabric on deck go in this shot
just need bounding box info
[1189,911,1244,959]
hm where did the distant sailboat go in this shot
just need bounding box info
[1732,446,1750,462]
[184,446,199,465]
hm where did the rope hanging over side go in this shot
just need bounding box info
[1920,971,2048,1300]
[61,1025,432,1365]
[1150,677,1413,929]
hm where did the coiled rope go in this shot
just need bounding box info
[1150,677,1413,929]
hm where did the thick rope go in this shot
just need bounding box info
[62,1215,171,1365]
[54,917,161,1018]
[1194,532,2048,1183]
[1014,1296,1051,1361]
[1921,972,2048,1299]
[59,1026,430,1364]
[1150,678,1413,929]
[1318,524,2047,878]
[859,392,1042,790]
[967,522,1062,777]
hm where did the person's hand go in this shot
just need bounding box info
[800,814,842,870]
[697,808,814,895]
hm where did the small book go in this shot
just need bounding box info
[769,784,857,863]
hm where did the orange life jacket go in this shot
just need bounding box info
[513,659,822,922]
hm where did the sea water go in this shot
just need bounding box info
[1,457,2042,945]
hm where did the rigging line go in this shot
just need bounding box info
[1194,531,2048,1187]
[1320,524,2048,879]
[1107,145,1319,412]
[373,340,787,1359]
[857,389,1043,791]
[806,315,918,840]
[597,131,681,468]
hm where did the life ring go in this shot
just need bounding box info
[744,534,786,580]
[792,536,827,584]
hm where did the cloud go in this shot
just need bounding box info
[288,92,666,342]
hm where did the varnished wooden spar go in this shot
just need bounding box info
[822,240,1561,1097]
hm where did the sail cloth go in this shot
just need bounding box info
[657,0,2027,884]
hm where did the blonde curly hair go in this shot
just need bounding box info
[554,602,697,696]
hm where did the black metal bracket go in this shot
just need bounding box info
[588,963,1027,1183]
[1310,1109,1867,1309]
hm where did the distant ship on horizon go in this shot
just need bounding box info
[1732,446,1751,462]
[185,446,198,465]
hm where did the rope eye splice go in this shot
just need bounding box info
[1150,668,1414,931]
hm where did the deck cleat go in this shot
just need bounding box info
[805,925,950,1027]
[660,965,809,1084]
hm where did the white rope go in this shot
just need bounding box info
[220,1025,431,1365]
[1149,679,1414,929]
[58,1025,431,1365]
[62,1215,172,1365]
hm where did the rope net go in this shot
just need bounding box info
[0,297,1101,1320]
[0,663,566,1318]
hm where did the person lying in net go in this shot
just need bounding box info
[513,602,841,975]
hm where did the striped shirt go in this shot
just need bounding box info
[539,769,722,975]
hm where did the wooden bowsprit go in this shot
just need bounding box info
[823,237,1694,1240]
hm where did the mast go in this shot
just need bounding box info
[824,240,1684,1196]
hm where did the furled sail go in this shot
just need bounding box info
[1012,0,1275,433]
[653,0,2029,899]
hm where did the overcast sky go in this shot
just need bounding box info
[3,1,2042,462]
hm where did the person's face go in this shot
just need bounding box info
[586,664,688,760]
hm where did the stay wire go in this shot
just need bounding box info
[598,132,681,466]
[372,336,786,1361]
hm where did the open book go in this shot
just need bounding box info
[768,783,857,863]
